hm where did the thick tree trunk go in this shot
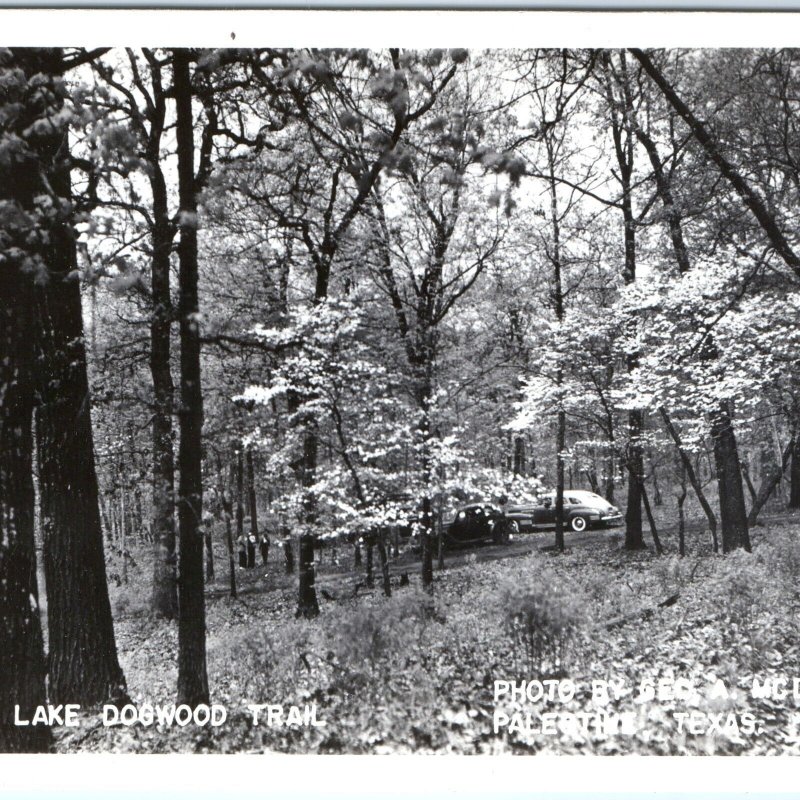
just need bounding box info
[150,174,178,618]
[0,127,50,749]
[30,49,127,707]
[174,49,209,707]
[711,402,751,553]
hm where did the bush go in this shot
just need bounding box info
[759,529,800,598]
[326,589,436,681]
[218,619,313,704]
[499,567,587,677]
[653,554,691,596]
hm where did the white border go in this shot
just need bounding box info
[1,753,800,793]
[2,8,800,794]
[0,9,799,48]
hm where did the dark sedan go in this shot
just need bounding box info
[507,489,622,533]
[443,503,517,547]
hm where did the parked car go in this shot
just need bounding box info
[444,503,517,548]
[506,490,622,533]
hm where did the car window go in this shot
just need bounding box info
[568,497,580,504]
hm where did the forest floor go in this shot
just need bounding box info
[54,514,800,754]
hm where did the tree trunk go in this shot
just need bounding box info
[660,407,719,553]
[220,460,237,599]
[120,489,128,585]
[236,447,244,542]
[174,48,209,707]
[513,436,526,476]
[296,533,319,618]
[296,430,320,618]
[624,411,645,550]
[204,529,214,582]
[741,459,758,504]
[0,98,50,748]
[711,402,751,553]
[284,537,295,574]
[555,408,566,552]
[748,435,795,526]
[415,360,435,590]
[365,537,374,588]
[246,448,259,541]
[677,479,687,558]
[149,165,178,618]
[639,479,663,555]
[790,434,800,509]
[604,54,645,552]
[31,48,127,708]
[377,531,392,598]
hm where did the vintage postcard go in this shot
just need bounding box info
[1,10,800,776]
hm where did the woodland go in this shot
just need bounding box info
[2,46,800,754]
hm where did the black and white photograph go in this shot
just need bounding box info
[3,14,800,758]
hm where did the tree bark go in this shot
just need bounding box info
[174,48,209,707]
[30,48,127,707]
[0,71,50,747]
[711,402,751,553]
[149,159,178,618]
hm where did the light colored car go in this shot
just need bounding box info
[507,489,622,533]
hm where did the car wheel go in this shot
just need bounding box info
[570,516,588,533]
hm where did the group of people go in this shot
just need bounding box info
[237,531,270,569]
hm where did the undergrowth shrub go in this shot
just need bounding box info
[710,550,774,668]
[653,554,691,597]
[220,620,313,703]
[325,589,437,686]
[758,530,800,599]
[499,567,587,678]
